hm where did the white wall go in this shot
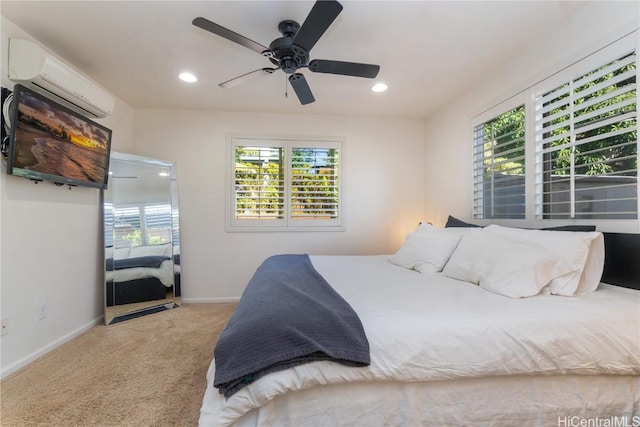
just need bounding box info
[423,2,640,229]
[0,16,135,377]
[133,110,425,300]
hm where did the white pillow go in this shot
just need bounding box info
[442,232,573,298]
[129,244,171,258]
[483,225,604,296]
[105,247,114,259]
[114,247,130,260]
[575,233,605,295]
[389,231,462,273]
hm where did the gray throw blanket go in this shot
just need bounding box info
[213,254,370,398]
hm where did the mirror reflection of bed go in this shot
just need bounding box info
[103,152,181,325]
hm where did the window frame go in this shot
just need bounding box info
[470,31,639,232]
[226,135,345,232]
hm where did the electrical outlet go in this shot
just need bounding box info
[1,318,9,336]
[38,304,48,320]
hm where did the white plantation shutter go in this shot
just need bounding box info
[234,144,285,221]
[291,147,339,220]
[473,105,526,219]
[172,206,180,245]
[104,202,115,248]
[113,206,141,248]
[144,205,172,244]
[230,138,343,230]
[535,51,638,219]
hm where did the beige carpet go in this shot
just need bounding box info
[1,303,236,426]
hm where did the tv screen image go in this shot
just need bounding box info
[7,84,112,189]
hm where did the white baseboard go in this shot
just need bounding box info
[1,316,104,380]
[181,297,240,304]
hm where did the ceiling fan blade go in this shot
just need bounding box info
[193,17,269,55]
[308,60,380,78]
[292,0,343,52]
[288,73,315,105]
[220,68,278,88]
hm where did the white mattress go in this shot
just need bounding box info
[200,255,640,426]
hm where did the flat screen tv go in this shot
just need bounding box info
[7,84,112,189]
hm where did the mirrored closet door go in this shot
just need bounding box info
[103,152,181,325]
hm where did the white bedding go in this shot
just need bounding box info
[200,255,640,426]
[105,258,175,286]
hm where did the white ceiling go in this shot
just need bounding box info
[1,1,584,119]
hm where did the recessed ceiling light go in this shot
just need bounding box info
[158,172,170,177]
[372,83,388,93]
[179,72,197,83]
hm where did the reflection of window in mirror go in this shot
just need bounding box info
[111,205,173,248]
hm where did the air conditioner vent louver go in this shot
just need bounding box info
[30,81,102,119]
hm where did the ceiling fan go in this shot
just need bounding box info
[192,0,380,105]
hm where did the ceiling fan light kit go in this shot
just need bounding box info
[192,0,380,105]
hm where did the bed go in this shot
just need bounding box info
[105,244,180,306]
[199,224,640,426]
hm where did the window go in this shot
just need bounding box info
[144,205,173,244]
[234,145,284,221]
[471,32,638,226]
[114,206,142,248]
[111,204,173,248]
[229,137,342,231]
[473,105,526,219]
[535,51,637,219]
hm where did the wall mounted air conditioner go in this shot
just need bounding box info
[8,38,115,119]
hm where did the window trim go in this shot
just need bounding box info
[226,134,345,232]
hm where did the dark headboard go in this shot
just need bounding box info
[601,232,640,290]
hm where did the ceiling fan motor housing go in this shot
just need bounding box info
[268,20,309,74]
